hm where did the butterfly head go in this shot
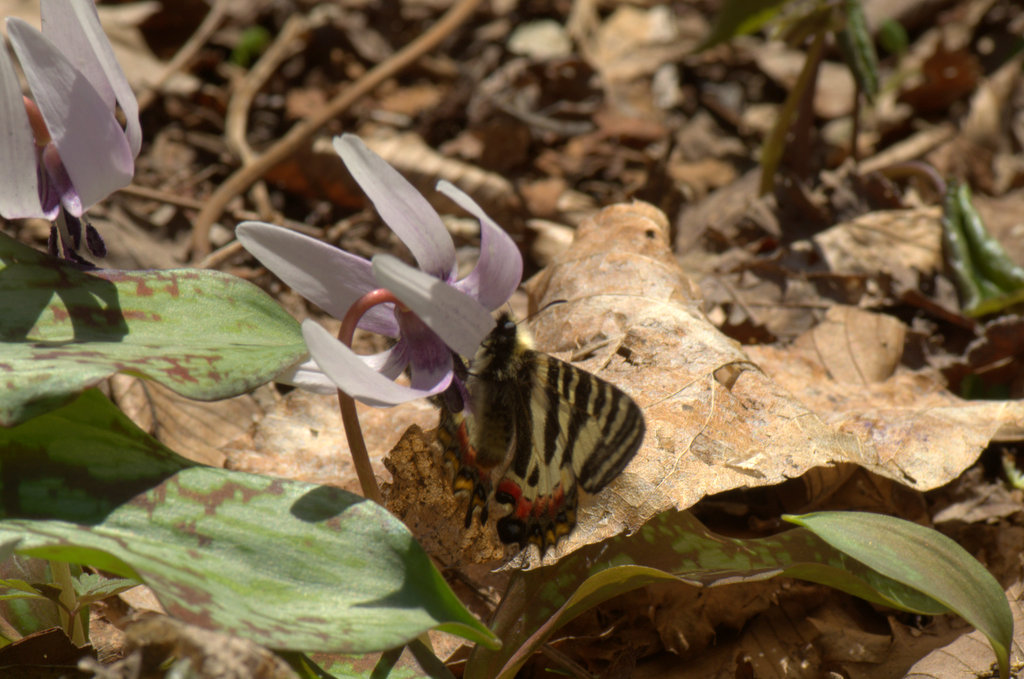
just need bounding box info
[472,312,534,379]
[481,312,532,352]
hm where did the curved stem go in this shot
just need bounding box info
[336,289,406,505]
[874,160,947,199]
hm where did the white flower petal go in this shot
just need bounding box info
[303,320,451,407]
[273,357,338,395]
[438,180,523,310]
[372,254,494,357]
[41,0,141,157]
[7,18,132,213]
[333,134,456,280]
[0,42,43,219]
[362,346,407,379]
[236,221,399,336]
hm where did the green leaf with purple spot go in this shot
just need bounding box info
[0,233,306,426]
[0,391,498,653]
[471,511,1011,679]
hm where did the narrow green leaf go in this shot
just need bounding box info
[837,0,879,103]
[697,0,789,51]
[785,511,1012,679]
[759,28,827,194]
[469,510,1008,679]
[941,182,1024,316]
[942,181,986,313]
[0,233,307,425]
[956,183,1024,292]
[0,466,498,654]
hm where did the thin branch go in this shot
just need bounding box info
[136,0,230,111]
[189,0,484,261]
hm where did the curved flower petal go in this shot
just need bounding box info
[236,221,399,336]
[408,337,455,392]
[438,180,523,311]
[333,134,456,280]
[361,345,408,379]
[41,0,141,157]
[303,320,452,407]
[394,308,456,382]
[373,254,495,357]
[0,44,43,219]
[41,145,82,216]
[7,18,132,214]
[275,346,409,394]
[273,357,338,395]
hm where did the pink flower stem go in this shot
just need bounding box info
[336,289,405,505]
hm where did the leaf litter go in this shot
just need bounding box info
[2,0,1024,676]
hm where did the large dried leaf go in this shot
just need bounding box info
[110,374,264,467]
[510,202,1023,564]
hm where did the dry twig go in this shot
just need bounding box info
[189,0,485,261]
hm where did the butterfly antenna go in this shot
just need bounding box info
[520,299,567,325]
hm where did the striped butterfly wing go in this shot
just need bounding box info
[436,314,645,553]
[492,349,645,551]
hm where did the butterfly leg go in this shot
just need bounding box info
[437,407,493,528]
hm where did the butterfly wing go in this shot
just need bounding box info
[436,314,645,553]
[493,352,645,552]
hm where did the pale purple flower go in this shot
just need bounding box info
[0,0,140,223]
[236,134,522,407]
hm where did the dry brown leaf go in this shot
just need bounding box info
[225,387,435,494]
[812,206,947,303]
[118,615,298,679]
[745,341,1024,488]
[573,4,703,118]
[791,306,906,385]
[904,581,1024,678]
[110,375,263,467]
[514,201,1022,567]
[519,202,867,565]
[385,424,509,565]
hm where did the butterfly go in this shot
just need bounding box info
[435,313,645,553]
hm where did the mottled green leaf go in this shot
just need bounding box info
[0,391,496,653]
[0,389,195,523]
[469,511,1008,679]
[0,466,497,653]
[0,233,306,425]
[941,181,1024,316]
